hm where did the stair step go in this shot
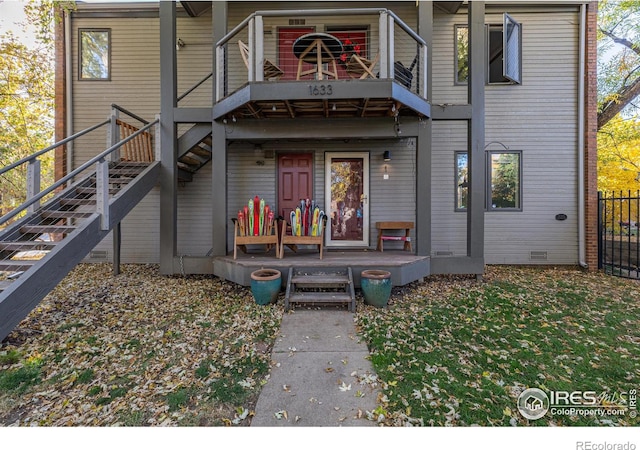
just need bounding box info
[0,241,56,251]
[0,260,38,271]
[76,187,120,195]
[90,176,133,184]
[179,152,209,167]
[20,225,76,234]
[60,198,95,206]
[41,210,93,219]
[291,274,350,285]
[190,145,212,158]
[177,162,197,173]
[288,292,354,303]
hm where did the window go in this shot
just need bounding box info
[79,29,110,80]
[455,25,469,85]
[488,152,521,210]
[455,152,468,210]
[454,150,522,211]
[454,13,521,85]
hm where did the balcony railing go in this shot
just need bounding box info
[215,8,428,102]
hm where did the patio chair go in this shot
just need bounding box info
[346,53,379,79]
[238,40,284,81]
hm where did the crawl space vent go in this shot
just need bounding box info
[529,251,548,261]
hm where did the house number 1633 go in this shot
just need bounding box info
[309,85,333,96]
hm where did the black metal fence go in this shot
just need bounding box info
[598,191,640,279]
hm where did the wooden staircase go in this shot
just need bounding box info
[0,161,160,341]
[284,267,356,312]
[177,124,212,182]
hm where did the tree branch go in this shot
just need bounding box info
[598,76,640,130]
[600,28,640,57]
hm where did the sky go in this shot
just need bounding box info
[0,0,38,47]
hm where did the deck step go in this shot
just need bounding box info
[290,274,350,285]
[284,266,356,312]
[288,292,353,303]
[0,241,56,251]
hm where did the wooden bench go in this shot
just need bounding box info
[376,221,414,252]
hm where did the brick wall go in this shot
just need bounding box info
[54,7,66,182]
[584,1,598,270]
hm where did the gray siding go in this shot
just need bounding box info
[73,12,213,263]
[226,139,416,251]
[72,2,583,267]
[431,8,580,264]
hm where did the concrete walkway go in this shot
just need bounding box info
[251,309,380,427]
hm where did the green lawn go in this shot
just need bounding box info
[356,266,640,426]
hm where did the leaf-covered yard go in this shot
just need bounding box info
[0,264,638,427]
[0,264,281,426]
[357,266,640,426]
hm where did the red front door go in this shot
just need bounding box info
[278,153,313,221]
[278,27,314,80]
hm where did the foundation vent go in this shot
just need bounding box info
[529,251,548,261]
[435,251,454,257]
[89,250,108,260]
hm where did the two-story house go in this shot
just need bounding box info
[0,1,598,339]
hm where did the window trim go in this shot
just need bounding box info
[486,150,522,212]
[454,150,523,212]
[79,28,111,81]
[454,24,469,86]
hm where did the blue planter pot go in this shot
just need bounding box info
[361,270,392,308]
[250,269,282,305]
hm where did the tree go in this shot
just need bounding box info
[597,116,640,192]
[0,1,73,217]
[598,0,640,130]
[0,33,54,215]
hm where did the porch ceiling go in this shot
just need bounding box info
[213,80,431,121]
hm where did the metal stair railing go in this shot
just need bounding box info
[1,112,159,231]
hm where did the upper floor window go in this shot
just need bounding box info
[79,29,111,80]
[455,13,521,85]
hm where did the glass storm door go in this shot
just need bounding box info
[325,152,369,247]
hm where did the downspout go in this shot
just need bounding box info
[65,11,73,180]
[578,3,587,268]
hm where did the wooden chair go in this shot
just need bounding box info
[279,216,327,259]
[231,217,279,259]
[346,53,379,80]
[238,40,284,81]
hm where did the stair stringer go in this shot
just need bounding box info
[0,161,160,341]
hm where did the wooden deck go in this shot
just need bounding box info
[213,248,430,288]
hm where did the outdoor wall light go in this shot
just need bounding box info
[383,150,391,161]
